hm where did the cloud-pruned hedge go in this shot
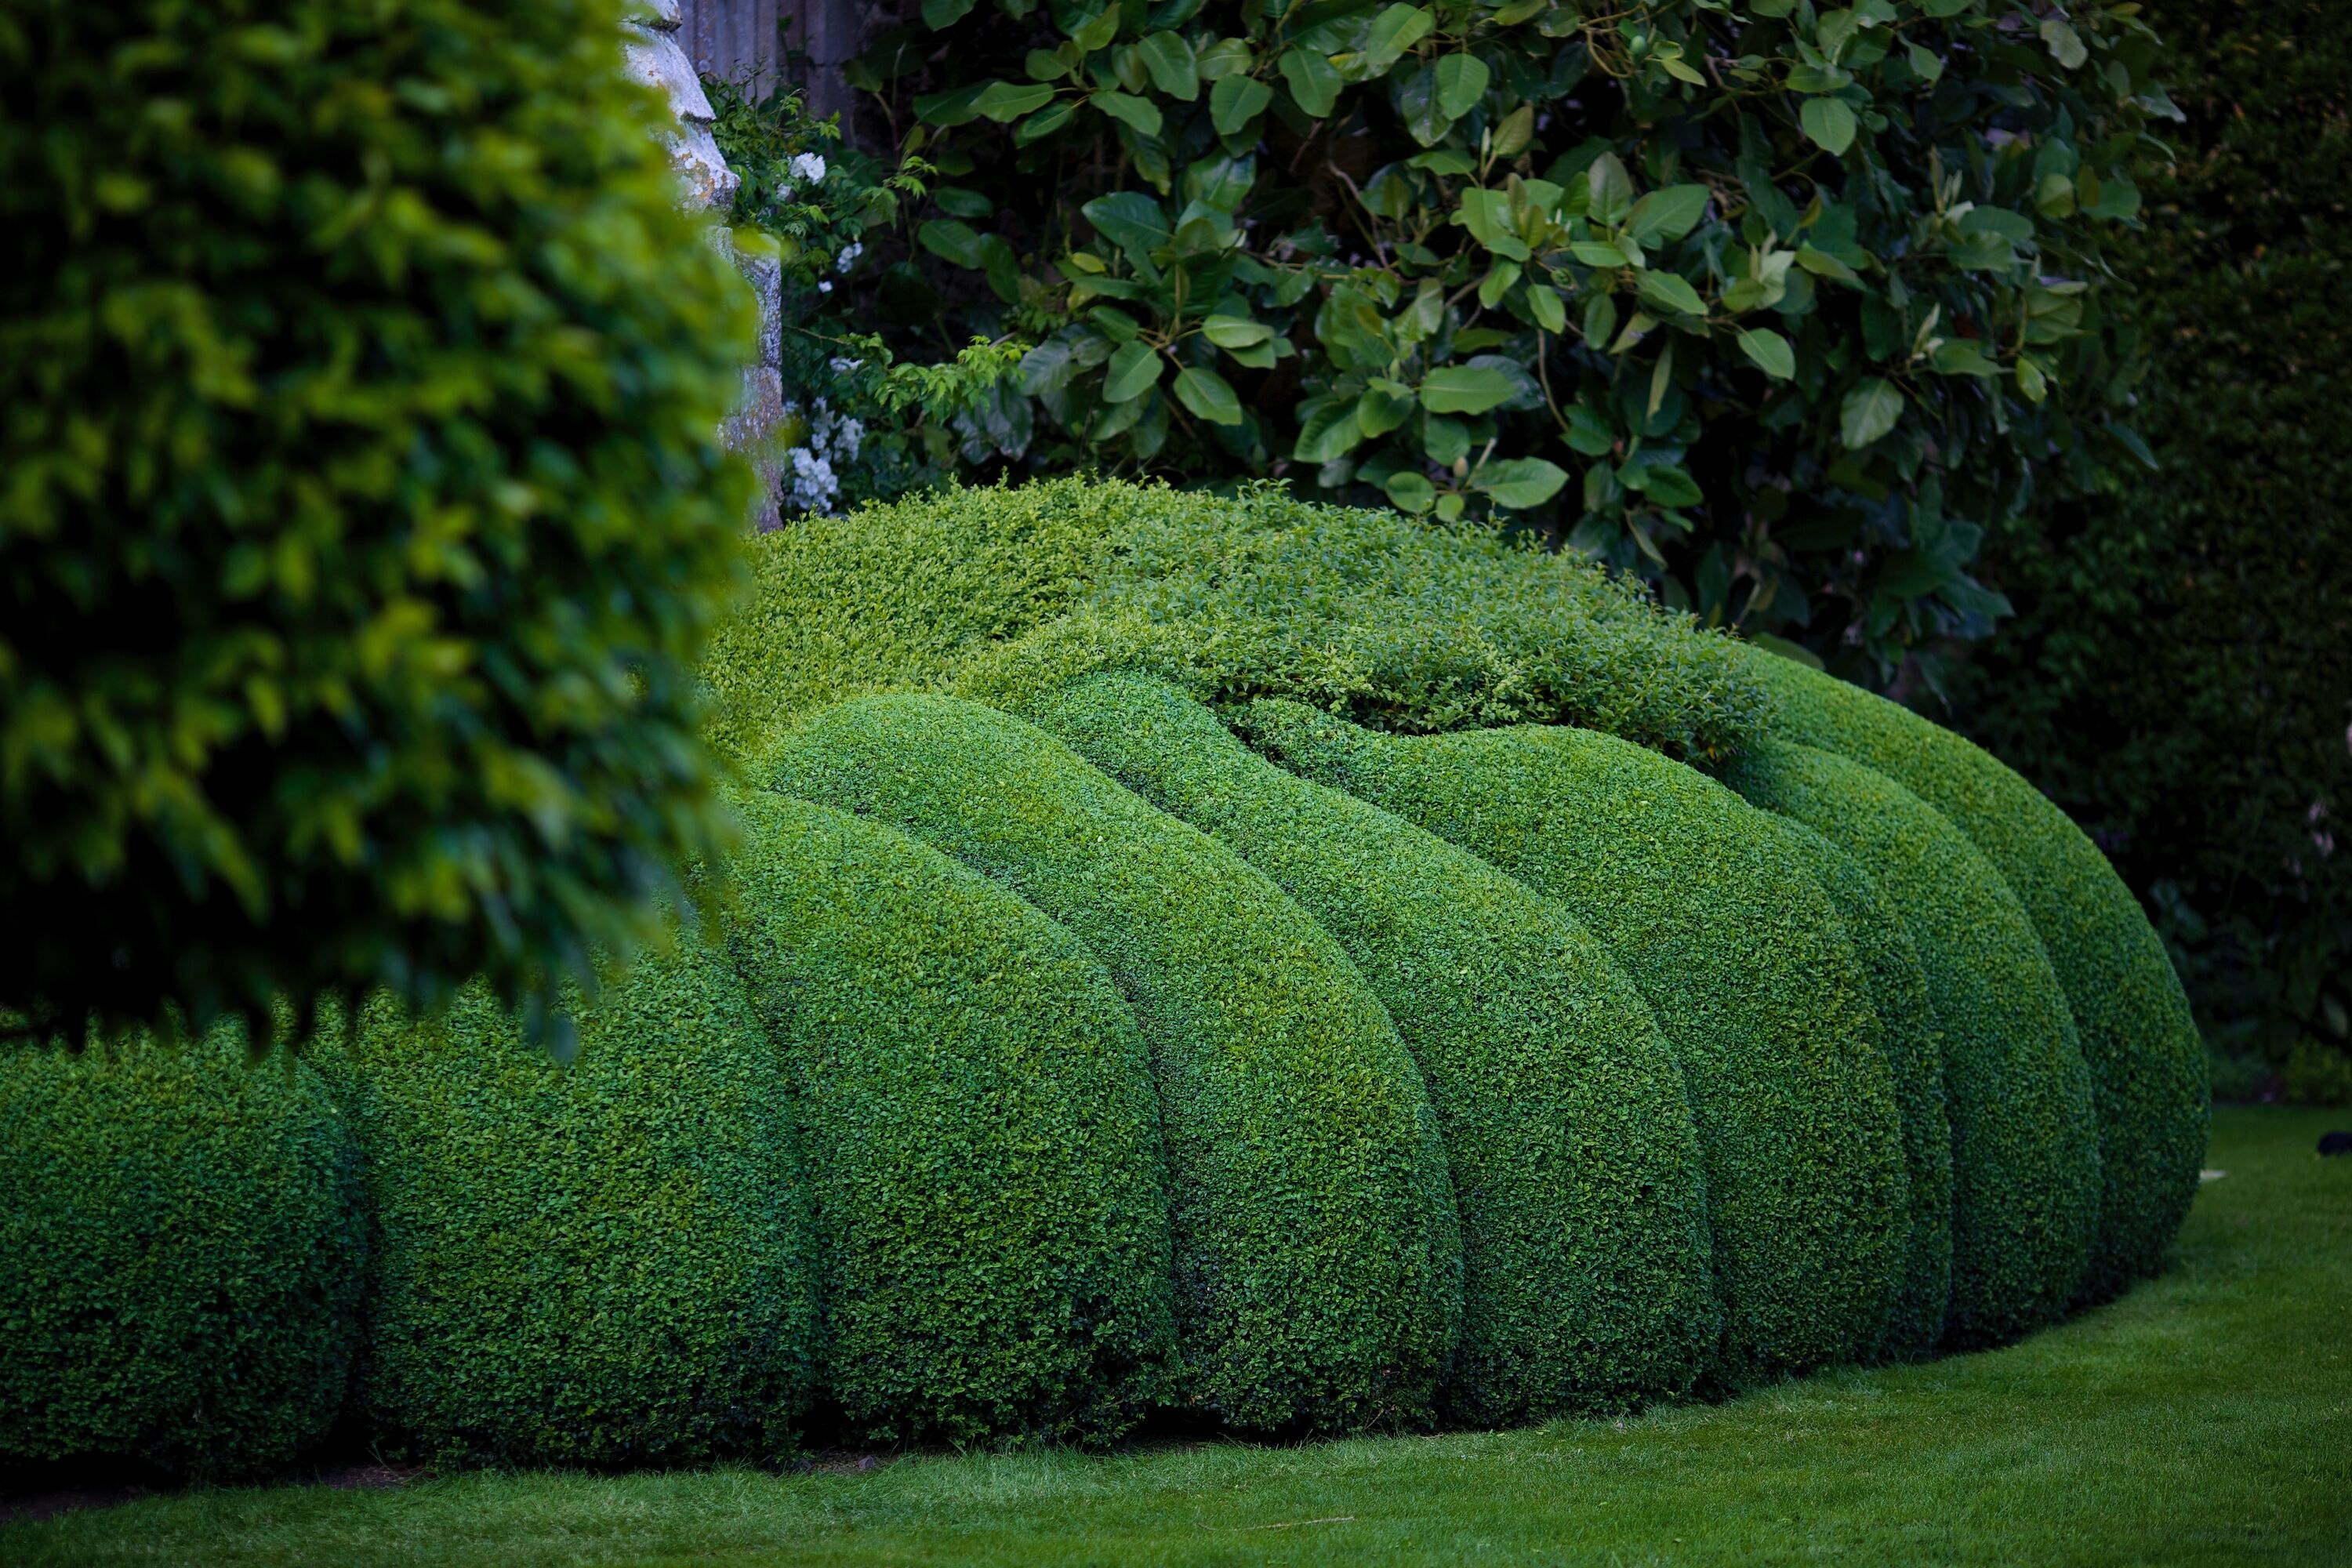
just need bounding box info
[0,1023,364,1480]
[1238,702,1907,1383]
[1743,650,2202,1301]
[1721,737,2102,1345]
[720,790,1181,1445]
[767,694,1463,1434]
[325,944,820,1468]
[1022,672,1719,1422]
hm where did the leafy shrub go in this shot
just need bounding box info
[1766,817,1952,1359]
[0,0,755,1041]
[1747,649,2204,1301]
[721,790,1181,1445]
[0,1023,364,1480]
[1239,701,1906,1382]
[324,943,820,1468]
[768,693,1462,1435]
[1025,672,1718,1420]
[1721,736,2100,1345]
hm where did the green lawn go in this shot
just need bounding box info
[8,1105,2347,1567]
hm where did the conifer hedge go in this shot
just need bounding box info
[1744,650,2202,1301]
[1722,737,2102,1345]
[1240,702,1907,1382]
[1024,673,1719,1421]
[767,694,1462,1435]
[325,946,820,1468]
[720,790,1181,1445]
[0,1023,364,1479]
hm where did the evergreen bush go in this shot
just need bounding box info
[767,693,1462,1435]
[1239,702,1905,1381]
[1025,672,1718,1420]
[721,790,1181,1445]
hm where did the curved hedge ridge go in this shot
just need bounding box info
[720,790,1181,1445]
[1023,673,1719,1422]
[1721,738,2103,1345]
[1238,701,1907,1383]
[327,939,821,1468]
[1743,650,2203,1301]
[0,1023,365,1480]
[767,694,1464,1435]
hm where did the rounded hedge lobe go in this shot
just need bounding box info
[767,694,1463,1436]
[1024,673,1719,1422]
[1721,737,2101,1345]
[721,791,1181,1445]
[1766,818,1954,1359]
[1744,650,2205,1300]
[1238,701,1907,1385]
[328,942,820,1468]
[0,1024,365,1480]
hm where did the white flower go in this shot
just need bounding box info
[789,152,829,186]
[818,280,833,292]
[835,241,863,274]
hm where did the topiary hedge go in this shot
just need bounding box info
[325,941,821,1469]
[720,789,1181,1446]
[0,1022,365,1480]
[1023,672,1719,1422]
[767,693,1462,1435]
[1721,736,2102,1345]
[1744,649,2203,1302]
[1238,702,1906,1383]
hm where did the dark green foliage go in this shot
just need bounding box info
[1748,651,2204,1302]
[719,790,1181,1445]
[325,942,819,1468]
[0,0,755,1042]
[1767,819,1953,1360]
[1239,702,1906,1382]
[1722,738,2101,1346]
[1023,673,1719,1421]
[0,1023,364,1479]
[767,694,1462,1435]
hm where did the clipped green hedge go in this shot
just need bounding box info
[1766,818,1954,1361]
[1745,650,2204,1301]
[326,942,820,1468]
[768,694,1462,1435]
[0,1022,364,1479]
[1722,738,2102,1345]
[720,790,1181,1445]
[1024,673,1719,1422]
[1240,702,1906,1383]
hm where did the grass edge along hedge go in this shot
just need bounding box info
[1023,672,1720,1421]
[1744,648,2207,1299]
[1722,738,2102,1345]
[1238,700,1908,1384]
[767,693,1464,1436]
[322,940,822,1469]
[720,789,1182,1446]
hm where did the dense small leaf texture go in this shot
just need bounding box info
[1722,738,2100,1347]
[0,0,756,1042]
[0,1024,365,1480]
[720,791,1182,1446]
[1747,651,2205,1305]
[320,945,820,1469]
[1024,672,1718,1423]
[766,695,1465,1436]
[1236,701,1906,1384]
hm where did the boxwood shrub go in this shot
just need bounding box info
[1722,737,2101,1345]
[1024,672,1719,1422]
[1745,650,2204,1301]
[325,942,820,1468]
[0,1022,364,1480]
[768,694,1462,1435]
[720,789,1181,1445]
[1240,702,1906,1383]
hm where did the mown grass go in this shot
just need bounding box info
[7,1106,2347,1567]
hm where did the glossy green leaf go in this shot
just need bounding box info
[1138,31,1201,100]
[1636,270,1707,317]
[919,218,989,268]
[1527,284,1567,332]
[1436,54,1491,119]
[1384,470,1437,513]
[1294,396,1365,460]
[1361,4,1437,76]
[1172,365,1243,424]
[923,0,978,27]
[974,81,1058,122]
[1626,184,1712,244]
[1840,376,1904,448]
[1279,49,1343,117]
[1082,192,1172,261]
[1471,456,1570,508]
[1091,90,1164,136]
[1737,326,1796,379]
[1420,364,1519,415]
[1211,74,1275,135]
[1103,339,1164,402]
[1801,97,1858,157]
[1359,378,1416,436]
